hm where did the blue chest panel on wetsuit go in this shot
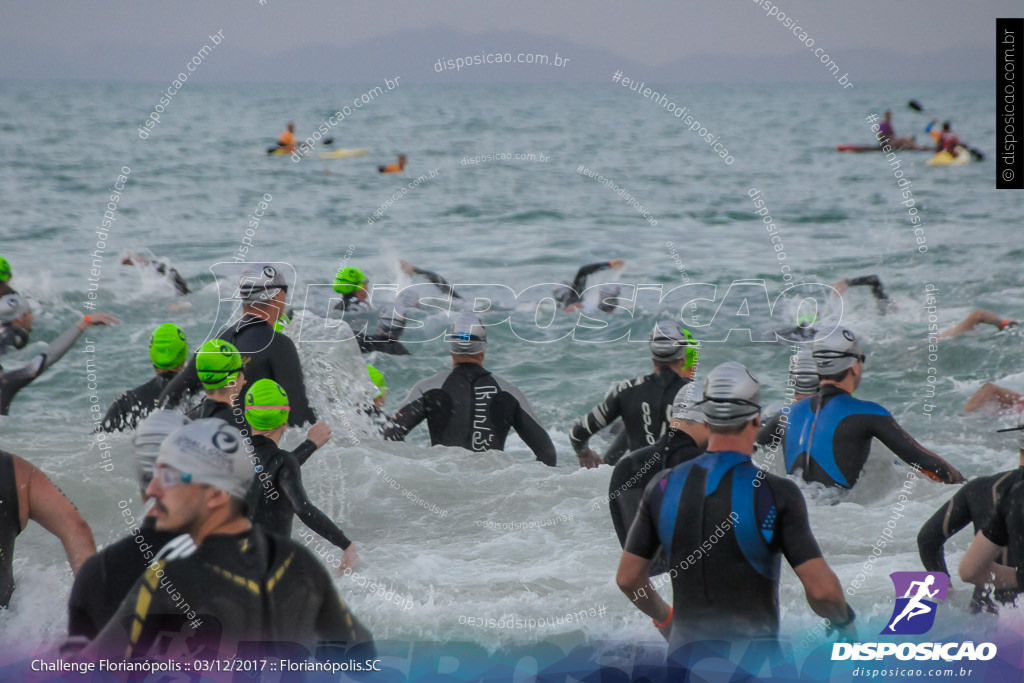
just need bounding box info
[656,451,778,580]
[789,394,890,488]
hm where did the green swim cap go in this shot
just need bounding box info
[245,379,290,431]
[367,364,386,399]
[333,266,366,294]
[798,313,819,328]
[0,257,10,283]
[149,323,188,370]
[195,339,244,389]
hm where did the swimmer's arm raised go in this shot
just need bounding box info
[917,489,972,575]
[868,415,965,484]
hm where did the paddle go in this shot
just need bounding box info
[906,100,985,161]
[266,136,334,154]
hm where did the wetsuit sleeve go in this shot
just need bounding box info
[982,489,1013,547]
[755,413,784,450]
[383,382,429,441]
[413,267,461,299]
[67,555,104,639]
[0,360,43,415]
[572,262,613,294]
[98,391,135,432]
[917,485,974,575]
[866,414,963,483]
[158,353,202,409]
[508,390,557,466]
[39,322,85,373]
[278,456,352,550]
[624,471,670,560]
[603,428,629,466]
[270,338,317,426]
[843,275,892,313]
[317,587,375,647]
[569,383,624,454]
[292,439,318,466]
[771,477,823,569]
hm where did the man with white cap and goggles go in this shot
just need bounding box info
[88,418,371,658]
[782,328,963,488]
[570,320,698,469]
[159,264,316,427]
[385,312,556,466]
[617,361,855,650]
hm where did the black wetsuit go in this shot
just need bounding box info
[625,450,822,645]
[185,398,249,433]
[67,517,183,638]
[89,526,373,658]
[982,480,1024,593]
[99,371,178,432]
[0,323,85,416]
[384,363,557,466]
[844,275,893,315]
[159,314,316,427]
[920,468,1024,612]
[569,368,688,460]
[554,262,614,309]
[153,261,190,296]
[0,325,29,356]
[407,266,461,300]
[247,435,352,550]
[783,385,961,488]
[610,428,704,574]
[755,409,792,465]
[0,451,22,608]
[334,294,372,313]
[356,332,410,356]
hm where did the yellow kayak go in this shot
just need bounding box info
[927,146,971,166]
[320,148,368,159]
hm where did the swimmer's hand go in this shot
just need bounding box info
[609,259,626,269]
[337,544,359,574]
[831,280,849,295]
[576,449,603,469]
[76,312,121,330]
[399,259,416,275]
[307,422,332,448]
[825,604,857,643]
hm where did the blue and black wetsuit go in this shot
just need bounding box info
[610,428,704,574]
[625,450,822,645]
[384,363,556,465]
[918,467,1024,612]
[783,385,962,488]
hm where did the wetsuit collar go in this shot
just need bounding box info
[814,384,850,410]
[693,450,754,495]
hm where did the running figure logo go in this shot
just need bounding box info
[881,572,949,635]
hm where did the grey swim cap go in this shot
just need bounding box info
[238,263,288,303]
[0,294,30,324]
[700,361,762,427]
[446,312,487,355]
[133,410,192,487]
[157,419,253,500]
[671,382,705,423]
[812,328,865,375]
[649,321,697,364]
[790,349,820,394]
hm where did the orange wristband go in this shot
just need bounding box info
[653,606,673,629]
[1001,319,1011,330]
[83,315,92,325]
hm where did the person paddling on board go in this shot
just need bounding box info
[878,111,920,150]
[927,120,961,157]
[379,155,407,173]
[277,122,296,153]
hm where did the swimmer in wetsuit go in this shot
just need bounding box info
[68,411,196,639]
[918,416,1024,613]
[244,380,358,571]
[959,478,1024,596]
[553,259,625,312]
[87,418,373,659]
[570,321,697,468]
[120,251,190,296]
[100,323,189,432]
[609,383,708,575]
[356,304,411,356]
[0,309,120,416]
[616,361,855,650]
[940,309,1017,340]
[384,312,557,465]
[0,294,32,355]
[0,447,96,608]
[783,328,964,488]
[400,259,462,301]
[184,339,250,434]
[333,266,373,314]
[159,264,316,427]
[755,349,819,460]
[0,257,14,298]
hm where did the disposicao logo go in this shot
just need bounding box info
[831,571,997,662]
[881,571,947,635]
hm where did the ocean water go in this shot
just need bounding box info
[0,79,1020,655]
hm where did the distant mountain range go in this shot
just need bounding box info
[1,27,992,84]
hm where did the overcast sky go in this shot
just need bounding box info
[0,0,1014,81]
